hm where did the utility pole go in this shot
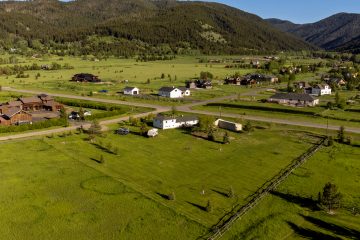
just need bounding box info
[219,106,222,118]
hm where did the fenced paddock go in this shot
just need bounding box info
[202,137,326,240]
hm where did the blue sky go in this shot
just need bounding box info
[58,0,359,24]
[194,0,360,23]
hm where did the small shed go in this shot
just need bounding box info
[124,87,139,95]
[214,119,242,132]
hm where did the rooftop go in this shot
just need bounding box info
[270,93,317,101]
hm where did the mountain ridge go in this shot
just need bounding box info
[266,13,360,52]
[0,0,315,55]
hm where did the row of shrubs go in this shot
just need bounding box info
[207,103,317,116]
[86,110,125,120]
[208,103,360,123]
[56,98,126,111]
[0,118,68,134]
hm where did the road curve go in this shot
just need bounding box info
[2,87,360,139]
[0,110,163,142]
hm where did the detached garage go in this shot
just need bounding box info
[124,87,140,95]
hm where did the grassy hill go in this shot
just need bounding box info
[0,0,314,55]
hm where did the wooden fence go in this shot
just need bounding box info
[201,138,326,240]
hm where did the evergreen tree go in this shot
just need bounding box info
[321,182,342,213]
[337,126,345,143]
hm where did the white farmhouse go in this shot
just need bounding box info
[178,87,191,97]
[311,84,331,96]
[153,115,199,129]
[124,87,139,95]
[158,87,190,98]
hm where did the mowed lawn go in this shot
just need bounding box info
[42,128,315,227]
[223,143,360,240]
[0,139,206,240]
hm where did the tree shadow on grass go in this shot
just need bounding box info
[300,214,360,239]
[287,221,342,240]
[91,143,113,154]
[156,192,171,200]
[90,158,102,164]
[211,188,229,198]
[271,191,320,211]
[182,131,224,144]
[186,201,207,212]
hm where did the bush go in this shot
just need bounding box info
[0,118,68,134]
[244,121,254,132]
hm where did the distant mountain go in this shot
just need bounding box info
[336,36,360,54]
[0,0,314,55]
[266,13,360,52]
[265,18,300,32]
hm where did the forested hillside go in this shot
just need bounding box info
[266,13,360,53]
[0,0,314,56]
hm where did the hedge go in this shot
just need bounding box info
[0,118,68,134]
[206,103,318,116]
[55,98,126,111]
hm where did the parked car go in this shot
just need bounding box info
[69,110,92,120]
[116,128,130,135]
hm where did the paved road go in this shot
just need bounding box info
[2,87,360,141]
[179,108,360,134]
[0,110,163,142]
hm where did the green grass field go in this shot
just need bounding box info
[0,138,205,240]
[1,54,359,239]
[223,143,360,240]
[194,99,360,128]
[0,55,329,105]
[0,126,320,239]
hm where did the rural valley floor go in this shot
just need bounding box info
[0,55,359,239]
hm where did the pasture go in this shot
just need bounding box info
[195,98,360,129]
[0,125,318,239]
[223,143,360,240]
[0,55,330,105]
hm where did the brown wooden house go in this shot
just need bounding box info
[19,97,44,111]
[0,109,32,126]
[71,73,101,83]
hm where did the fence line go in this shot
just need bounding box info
[202,138,326,240]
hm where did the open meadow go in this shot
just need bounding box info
[0,55,331,105]
[223,143,360,240]
[0,124,326,239]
